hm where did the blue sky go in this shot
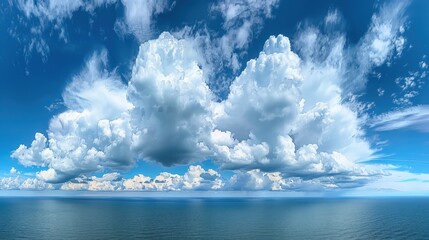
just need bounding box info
[1,0,429,195]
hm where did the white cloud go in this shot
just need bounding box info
[12,32,381,188]
[392,65,426,107]
[128,32,214,166]
[392,91,419,106]
[227,169,275,190]
[59,165,223,191]
[354,170,429,195]
[87,172,123,191]
[14,0,172,58]
[207,2,411,183]
[179,0,280,96]
[359,1,408,66]
[117,0,172,41]
[12,50,134,183]
[10,167,20,175]
[11,132,49,167]
[3,166,427,195]
[212,34,375,181]
[16,0,113,21]
[12,33,217,181]
[325,9,340,25]
[370,105,429,132]
[122,172,182,191]
[226,161,389,191]
[213,35,300,169]
[213,0,279,49]
[11,0,412,191]
[344,0,409,92]
[19,178,54,190]
[14,0,116,58]
[0,177,20,190]
[39,163,384,192]
[123,165,224,191]
[182,165,224,190]
[0,176,54,190]
[60,172,123,191]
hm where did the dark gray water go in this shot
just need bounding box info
[0,197,428,239]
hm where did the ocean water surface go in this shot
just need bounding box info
[0,197,428,239]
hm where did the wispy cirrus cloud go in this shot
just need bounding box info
[11,0,173,59]
[174,0,280,97]
[370,105,429,132]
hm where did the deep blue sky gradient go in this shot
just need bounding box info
[1,0,428,178]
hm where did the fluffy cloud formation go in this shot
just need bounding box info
[60,172,123,191]
[12,32,380,187]
[0,176,54,190]
[12,50,134,183]
[122,165,223,191]
[226,169,381,191]
[212,35,302,170]
[212,34,376,185]
[10,167,19,175]
[6,166,429,194]
[128,33,214,166]
[11,1,410,191]
[59,165,223,191]
[12,33,215,181]
[56,164,382,192]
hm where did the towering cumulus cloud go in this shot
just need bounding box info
[12,32,379,188]
[212,35,303,170]
[128,32,214,166]
[212,35,375,181]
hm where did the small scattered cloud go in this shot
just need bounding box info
[45,99,64,112]
[10,167,20,175]
[0,176,53,190]
[324,9,340,25]
[393,62,426,106]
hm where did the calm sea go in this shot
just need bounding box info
[0,197,428,239]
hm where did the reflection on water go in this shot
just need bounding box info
[0,197,428,239]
